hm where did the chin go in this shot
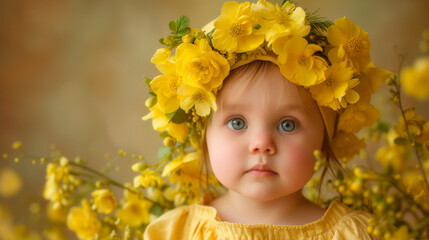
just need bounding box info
[242,189,293,202]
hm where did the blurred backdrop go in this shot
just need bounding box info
[0,0,428,234]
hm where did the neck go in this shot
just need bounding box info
[212,190,324,225]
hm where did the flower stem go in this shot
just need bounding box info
[68,161,172,208]
[68,161,139,195]
[394,52,429,191]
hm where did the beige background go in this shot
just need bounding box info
[0,0,428,224]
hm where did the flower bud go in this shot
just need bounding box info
[145,97,157,108]
[182,34,194,43]
[163,137,176,148]
[91,189,117,214]
[163,36,172,45]
[118,149,127,157]
[95,181,103,189]
[131,162,148,172]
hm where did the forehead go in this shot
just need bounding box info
[217,61,316,111]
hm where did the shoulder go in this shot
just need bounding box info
[143,203,218,240]
[328,201,379,240]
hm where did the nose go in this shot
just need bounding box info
[248,130,277,155]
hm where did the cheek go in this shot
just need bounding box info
[206,132,242,183]
[280,144,316,181]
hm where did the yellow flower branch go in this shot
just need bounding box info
[391,52,429,191]
[67,161,138,195]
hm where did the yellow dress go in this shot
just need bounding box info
[144,200,375,240]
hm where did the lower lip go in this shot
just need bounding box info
[246,170,277,177]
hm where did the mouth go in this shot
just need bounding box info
[245,164,277,177]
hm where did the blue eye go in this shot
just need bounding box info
[278,119,297,132]
[227,118,247,130]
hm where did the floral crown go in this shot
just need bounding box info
[142,0,391,199]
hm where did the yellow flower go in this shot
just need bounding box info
[166,122,189,143]
[375,145,407,173]
[162,152,204,193]
[212,1,264,53]
[143,103,189,142]
[47,202,69,223]
[150,74,181,113]
[354,65,392,103]
[91,189,117,214]
[275,37,328,86]
[175,39,229,90]
[327,17,371,73]
[143,103,170,131]
[146,187,164,203]
[401,56,429,100]
[177,85,217,116]
[337,102,380,133]
[332,131,366,162]
[43,227,67,240]
[43,161,71,207]
[310,62,355,110]
[417,121,429,144]
[67,200,101,240]
[151,48,174,75]
[116,197,152,227]
[396,108,426,140]
[12,141,22,150]
[43,176,62,204]
[167,152,203,188]
[390,226,410,240]
[163,187,189,206]
[161,153,186,177]
[133,168,164,189]
[0,167,22,197]
[402,170,429,204]
[254,0,310,46]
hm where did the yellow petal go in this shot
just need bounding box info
[183,152,200,163]
[295,67,316,86]
[161,158,183,177]
[158,95,180,114]
[345,89,360,104]
[333,82,348,98]
[168,122,189,143]
[328,25,348,46]
[348,78,360,89]
[195,102,211,116]
[220,1,239,18]
[213,32,238,52]
[236,34,265,53]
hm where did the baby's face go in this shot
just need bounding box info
[205,63,324,201]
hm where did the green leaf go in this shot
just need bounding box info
[176,16,190,33]
[376,120,390,133]
[394,137,408,145]
[159,131,170,138]
[306,9,333,33]
[159,38,166,46]
[158,147,172,160]
[206,28,215,40]
[282,0,294,6]
[166,108,187,124]
[144,77,152,88]
[169,21,177,33]
[177,28,191,37]
[150,204,164,217]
